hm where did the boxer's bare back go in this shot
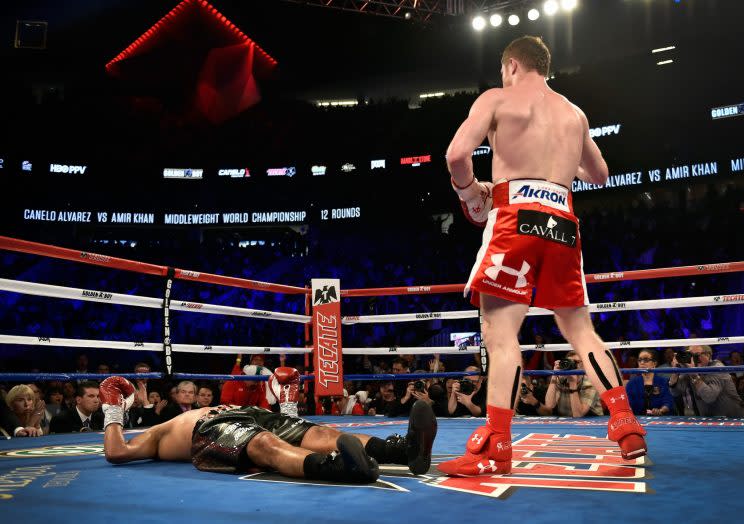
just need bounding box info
[448,77,608,188]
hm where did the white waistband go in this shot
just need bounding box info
[505,179,570,212]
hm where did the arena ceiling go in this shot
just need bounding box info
[0,0,742,102]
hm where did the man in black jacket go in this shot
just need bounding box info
[50,381,103,433]
[158,381,198,422]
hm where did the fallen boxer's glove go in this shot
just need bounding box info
[267,367,300,417]
[99,376,135,428]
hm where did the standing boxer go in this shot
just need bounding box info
[439,36,646,476]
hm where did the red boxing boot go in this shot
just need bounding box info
[601,386,648,460]
[438,405,513,476]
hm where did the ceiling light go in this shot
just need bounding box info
[561,0,578,12]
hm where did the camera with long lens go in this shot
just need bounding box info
[520,384,529,396]
[676,352,699,365]
[558,359,577,370]
[458,379,475,395]
[413,380,427,392]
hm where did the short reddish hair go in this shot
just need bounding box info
[502,36,551,77]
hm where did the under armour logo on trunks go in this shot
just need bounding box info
[517,209,577,247]
[484,253,531,288]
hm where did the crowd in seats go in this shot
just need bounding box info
[1,147,744,429]
[3,336,744,439]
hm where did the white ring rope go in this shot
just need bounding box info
[0,334,310,355]
[3,333,738,355]
[1,279,741,359]
[170,301,309,324]
[2,278,740,328]
[341,294,744,324]
[342,336,744,355]
[0,277,310,324]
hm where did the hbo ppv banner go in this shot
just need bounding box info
[311,278,343,397]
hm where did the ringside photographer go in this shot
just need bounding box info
[669,345,744,417]
[447,366,486,417]
[543,352,604,417]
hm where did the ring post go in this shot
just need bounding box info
[162,267,175,378]
[311,279,344,398]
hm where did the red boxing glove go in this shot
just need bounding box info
[99,376,135,429]
[268,367,300,417]
[451,177,494,227]
[601,387,647,460]
[274,366,300,384]
[99,376,135,408]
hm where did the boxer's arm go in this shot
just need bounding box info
[446,89,500,186]
[104,423,162,464]
[574,107,609,185]
[572,104,608,184]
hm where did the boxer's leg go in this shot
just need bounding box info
[554,306,647,459]
[481,295,529,408]
[251,431,378,482]
[553,306,621,393]
[300,404,437,475]
[439,295,528,476]
[247,431,314,478]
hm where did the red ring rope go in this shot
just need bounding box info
[2,235,742,298]
[0,235,308,295]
